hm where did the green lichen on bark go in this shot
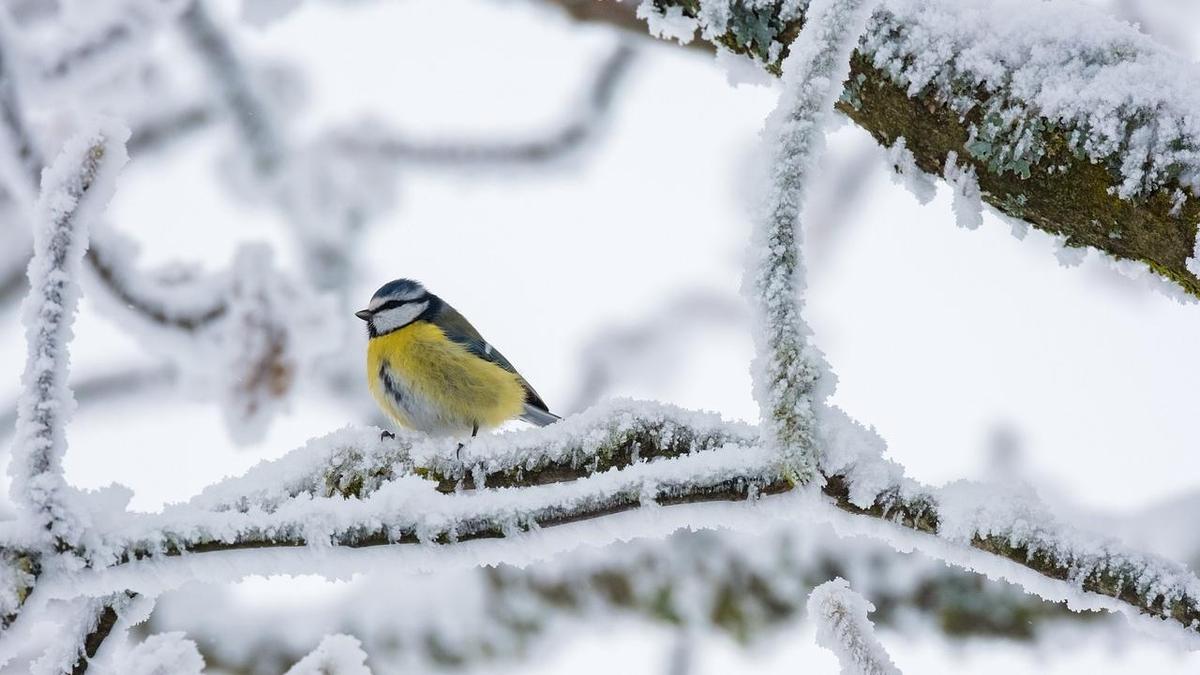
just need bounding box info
[422,415,760,492]
[838,53,1200,297]
[824,473,1200,631]
[636,0,1200,297]
[1,551,38,630]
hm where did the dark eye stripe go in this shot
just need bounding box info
[372,295,428,314]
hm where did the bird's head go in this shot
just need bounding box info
[356,279,432,336]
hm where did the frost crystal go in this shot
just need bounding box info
[885,137,934,205]
[637,1,699,45]
[117,632,205,675]
[859,0,1200,200]
[808,578,901,675]
[942,151,982,230]
[748,0,874,480]
[285,634,373,675]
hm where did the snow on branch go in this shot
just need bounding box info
[7,402,1192,646]
[0,26,233,332]
[284,635,372,675]
[560,0,1200,298]
[114,631,204,675]
[808,578,901,675]
[749,0,873,481]
[149,526,1097,671]
[179,0,284,177]
[30,593,132,675]
[11,124,129,550]
[330,42,637,167]
[20,0,189,97]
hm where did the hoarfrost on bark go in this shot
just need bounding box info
[808,578,901,675]
[284,634,372,675]
[942,151,983,230]
[11,122,128,549]
[748,0,874,480]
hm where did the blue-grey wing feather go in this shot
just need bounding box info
[431,302,557,421]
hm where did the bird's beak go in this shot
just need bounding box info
[355,309,372,321]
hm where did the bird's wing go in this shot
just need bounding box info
[432,303,554,414]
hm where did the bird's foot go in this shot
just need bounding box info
[380,430,396,441]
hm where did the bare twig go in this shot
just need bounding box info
[127,105,215,157]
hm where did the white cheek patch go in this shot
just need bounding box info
[371,301,429,334]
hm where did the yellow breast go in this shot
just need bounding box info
[366,321,527,433]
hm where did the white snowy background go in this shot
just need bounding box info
[3,0,1200,672]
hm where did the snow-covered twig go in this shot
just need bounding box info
[126,104,215,157]
[808,578,901,675]
[149,525,1095,672]
[332,42,636,167]
[0,365,175,445]
[0,27,230,331]
[284,635,372,675]
[179,0,283,176]
[113,631,204,675]
[748,0,873,480]
[30,593,133,675]
[28,0,189,95]
[0,35,41,309]
[10,125,129,549]
[563,291,745,414]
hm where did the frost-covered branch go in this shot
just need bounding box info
[10,125,129,550]
[127,104,215,157]
[179,0,283,176]
[112,631,204,675]
[0,365,175,445]
[96,406,784,563]
[561,0,1200,298]
[332,42,636,167]
[30,593,132,675]
[16,402,1195,643]
[807,578,901,675]
[149,524,1095,671]
[283,635,372,675]
[0,26,230,331]
[180,0,357,291]
[748,0,872,480]
[28,0,188,95]
[564,291,745,414]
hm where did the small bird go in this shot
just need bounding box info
[356,279,560,442]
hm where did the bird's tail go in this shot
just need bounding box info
[520,403,561,427]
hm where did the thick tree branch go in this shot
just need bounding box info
[552,0,1200,297]
[20,405,1193,642]
[150,527,1094,673]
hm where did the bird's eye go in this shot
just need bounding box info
[372,295,427,313]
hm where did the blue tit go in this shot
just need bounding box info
[355,279,560,440]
